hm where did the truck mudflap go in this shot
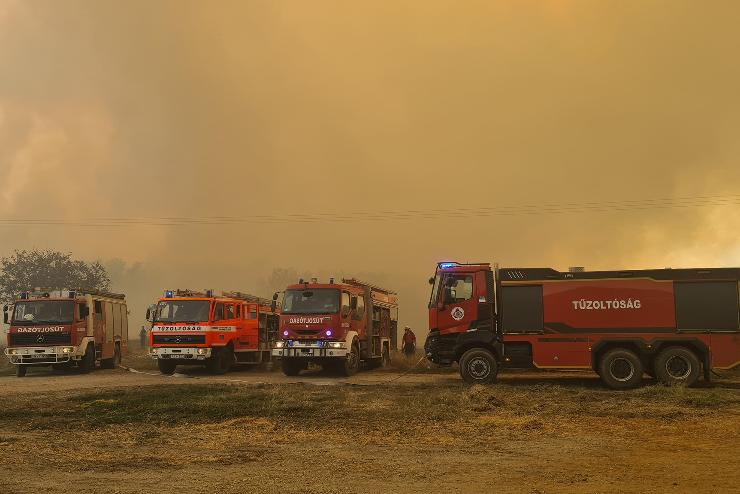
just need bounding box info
[425,329,502,366]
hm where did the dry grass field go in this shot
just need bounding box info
[0,351,739,494]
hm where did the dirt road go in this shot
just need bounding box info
[1,362,739,494]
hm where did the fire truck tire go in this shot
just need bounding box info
[654,346,701,387]
[16,365,27,377]
[598,348,643,390]
[158,359,177,375]
[207,346,234,375]
[281,359,303,376]
[101,343,121,369]
[459,348,498,384]
[78,344,95,374]
[340,343,361,376]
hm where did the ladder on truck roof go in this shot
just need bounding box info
[221,291,272,306]
[341,278,397,295]
[20,288,125,300]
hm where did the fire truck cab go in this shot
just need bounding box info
[425,261,740,389]
[4,289,129,377]
[147,289,279,375]
[272,278,398,376]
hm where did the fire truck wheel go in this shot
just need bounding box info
[157,359,177,375]
[598,348,643,390]
[78,344,95,374]
[340,343,361,376]
[459,348,498,384]
[207,346,234,375]
[281,359,303,376]
[654,346,701,387]
[16,365,27,378]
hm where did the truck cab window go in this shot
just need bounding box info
[225,304,235,320]
[235,305,241,319]
[214,303,224,321]
[78,303,88,321]
[352,295,365,320]
[341,292,350,318]
[444,275,474,303]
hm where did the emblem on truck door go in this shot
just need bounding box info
[451,307,465,321]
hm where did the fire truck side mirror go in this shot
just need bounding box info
[428,277,435,285]
[146,304,156,322]
[270,300,277,313]
[2,305,8,325]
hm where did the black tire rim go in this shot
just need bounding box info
[665,355,691,380]
[468,356,491,380]
[609,357,635,382]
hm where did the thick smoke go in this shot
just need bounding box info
[1,1,739,333]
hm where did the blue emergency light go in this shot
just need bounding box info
[164,290,174,298]
[439,262,458,269]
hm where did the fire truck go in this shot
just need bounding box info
[147,289,279,374]
[425,262,740,389]
[3,289,129,377]
[272,278,398,376]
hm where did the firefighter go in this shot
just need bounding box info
[139,325,147,348]
[402,326,416,357]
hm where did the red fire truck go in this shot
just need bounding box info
[271,278,398,376]
[4,289,129,377]
[425,262,740,389]
[147,289,279,374]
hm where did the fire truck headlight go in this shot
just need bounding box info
[9,349,18,355]
[196,348,207,355]
[150,348,158,355]
[282,330,289,337]
[61,347,74,353]
[329,342,342,349]
[275,341,285,348]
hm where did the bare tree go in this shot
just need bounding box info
[0,250,111,302]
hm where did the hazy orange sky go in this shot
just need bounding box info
[1,0,739,333]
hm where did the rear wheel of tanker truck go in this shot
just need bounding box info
[598,348,644,390]
[157,359,177,375]
[459,348,499,384]
[654,346,701,387]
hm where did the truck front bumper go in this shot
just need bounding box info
[272,347,349,358]
[4,346,79,365]
[150,347,212,360]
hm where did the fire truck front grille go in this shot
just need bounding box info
[9,332,72,346]
[296,329,320,336]
[152,334,206,345]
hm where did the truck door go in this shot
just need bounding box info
[436,273,477,335]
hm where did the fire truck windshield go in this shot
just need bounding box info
[156,300,211,323]
[12,300,74,325]
[281,289,340,314]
